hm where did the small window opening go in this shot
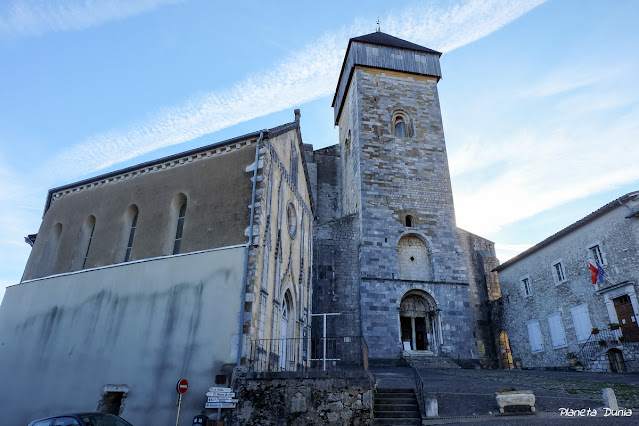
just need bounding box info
[410,256,415,262]
[405,215,413,227]
[124,212,138,262]
[173,199,187,254]
[394,117,406,137]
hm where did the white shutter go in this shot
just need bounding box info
[548,313,567,348]
[570,304,593,343]
[527,320,543,353]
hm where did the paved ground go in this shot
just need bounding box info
[370,367,639,425]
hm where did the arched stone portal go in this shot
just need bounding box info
[399,291,440,352]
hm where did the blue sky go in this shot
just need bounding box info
[1,0,638,300]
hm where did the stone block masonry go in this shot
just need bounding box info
[228,369,374,425]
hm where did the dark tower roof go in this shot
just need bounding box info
[350,32,441,56]
[332,32,442,124]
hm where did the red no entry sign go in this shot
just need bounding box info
[176,378,189,394]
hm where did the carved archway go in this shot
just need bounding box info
[399,291,440,352]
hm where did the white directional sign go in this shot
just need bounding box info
[208,387,232,392]
[207,397,238,403]
[205,402,236,409]
[206,391,235,398]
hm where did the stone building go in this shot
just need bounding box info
[494,191,639,372]
[306,32,499,367]
[0,32,501,425]
[0,120,314,426]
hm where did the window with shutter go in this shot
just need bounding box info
[570,304,593,343]
[526,319,544,353]
[547,313,567,348]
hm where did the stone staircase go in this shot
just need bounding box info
[371,388,422,426]
[403,350,461,369]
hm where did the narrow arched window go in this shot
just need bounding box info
[173,198,187,254]
[394,117,406,137]
[124,211,138,262]
[38,223,62,277]
[405,215,413,227]
[115,204,139,263]
[71,215,96,271]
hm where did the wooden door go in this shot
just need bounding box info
[614,295,639,342]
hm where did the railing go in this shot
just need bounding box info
[413,366,427,418]
[249,336,368,372]
[575,327,639,366]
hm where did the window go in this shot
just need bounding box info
[53,418,80,426]
[520,276,532,297]
[287,201,297,239]
[124,211,138,262]
[71,215,96,271]
[115,204,139,264]
[394,117,406,137]
[551,260,566,284]
[391,110,411,137]
[82,224,95,268]
[570,304,593,343]
[405,215,413,227]
[547,312,567,348]
[173,199,187,254]
[526,319,544,353]
[589,244,604,265]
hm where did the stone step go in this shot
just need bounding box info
[370,419,421,426]
[376,392,416,398]
[376,388,414,393]
[375,402,419,410]
[375,397,417,405]
[373,410,421,419]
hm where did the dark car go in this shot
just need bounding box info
[28,412,134,426]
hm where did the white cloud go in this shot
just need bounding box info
[0,0,183,38]
[452,105,639,236]
[43,0,547,180]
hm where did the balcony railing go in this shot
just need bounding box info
[575,326,639,366]
[249,336,368,372]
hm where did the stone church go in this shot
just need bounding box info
[0,32,499,425]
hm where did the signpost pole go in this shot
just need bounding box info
[175,393,182,426]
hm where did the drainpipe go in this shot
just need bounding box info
[237,131,265,366]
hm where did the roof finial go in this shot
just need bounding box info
[376,18,381,32]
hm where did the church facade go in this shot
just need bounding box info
[0,32,499,425]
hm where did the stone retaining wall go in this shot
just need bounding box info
[586,343,639,373]
[228,369,374,425]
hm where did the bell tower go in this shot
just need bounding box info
[331,32,477,362]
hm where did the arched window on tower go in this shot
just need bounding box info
[394,116,406,137]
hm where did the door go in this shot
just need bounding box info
[614,295,639,342]
[415,317,427,350]
[400,316,412,348]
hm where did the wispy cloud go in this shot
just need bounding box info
[44,0,547,180]
[452,105,639,236]
[0,0,183,38]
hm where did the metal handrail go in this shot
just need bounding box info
[575,327,626,366]
[413,366,427,418]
